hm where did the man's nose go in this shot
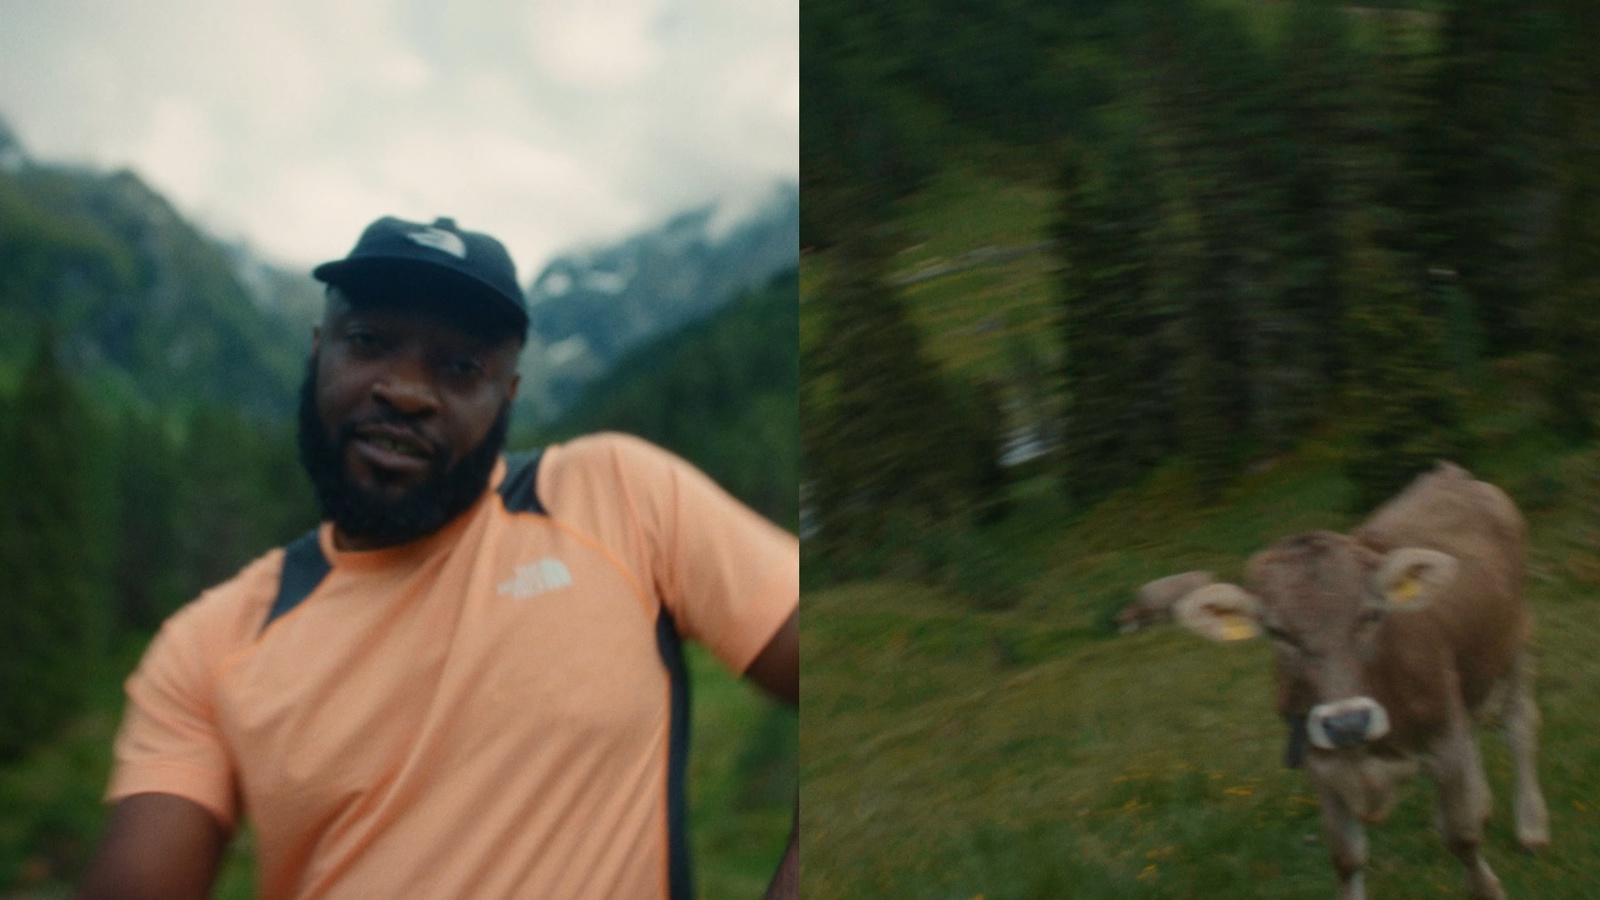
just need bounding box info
[370,355,440,416]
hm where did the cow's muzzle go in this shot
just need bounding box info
[1306,696,1390,749]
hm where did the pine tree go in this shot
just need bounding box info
[1429,0,1548,357]
[0,331,113,759]
[800,0,933,249]
[1543,0,1600,440]
[1265,0,1359,420]
[112,406,184,630]
[1055,140,1175,506]
[173,405,316,599]
[1137,0,1298,493]
[1325,12,1470,510]
[956,375,1011,525]
[1341,217,1468,511]
[802,231,973,571]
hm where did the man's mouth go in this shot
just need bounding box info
[348,424,436,475]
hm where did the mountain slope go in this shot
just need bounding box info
[0,150,310,416]
[528,268,799,529]
[518,185,799,425]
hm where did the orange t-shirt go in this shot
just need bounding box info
[107,433,798,899]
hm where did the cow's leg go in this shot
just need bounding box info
[1428,725,1504,900]
[1314,781,1367,900]
[1501,648,1550,850]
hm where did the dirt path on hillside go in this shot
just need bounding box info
[888,240,1057,287]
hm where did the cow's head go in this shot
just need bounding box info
[1174,532,1458,752]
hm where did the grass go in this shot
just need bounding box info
[0,639,794,898]
[0,638,138,898]
[802,150,1062,388]
[800,440,1600,898]
[685,645,798,898]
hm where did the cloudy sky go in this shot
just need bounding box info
[0,0,797,278]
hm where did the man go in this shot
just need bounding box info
[79,216,799,899]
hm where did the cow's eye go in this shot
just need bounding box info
[1264,625,1297,647]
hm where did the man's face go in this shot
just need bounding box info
[297,289,522,549]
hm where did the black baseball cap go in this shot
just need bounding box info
[312,215,529,340]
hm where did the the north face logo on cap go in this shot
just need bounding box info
[406,226,468,259]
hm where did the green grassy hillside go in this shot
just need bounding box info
[889,156,1059,384]
[801,432,1600,898]
[802,149,1059,384]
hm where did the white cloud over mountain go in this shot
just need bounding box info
[0,0,797,275]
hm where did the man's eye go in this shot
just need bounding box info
[347,331,381,350]
[442,357,484,378]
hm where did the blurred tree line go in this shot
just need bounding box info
[0,151,321,763]
[0,332,314,761]
[802,0,1600,579]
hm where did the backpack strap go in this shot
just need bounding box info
[656,607,694,900]
[263,528,331,631]
[497,449,548,514]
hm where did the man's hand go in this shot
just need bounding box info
[762,803,798,900]
[746,608,798,898]
[78,792,228,900]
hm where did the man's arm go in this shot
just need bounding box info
[77,792,228,900]
[743,607,798,706]
[743,607,798,900]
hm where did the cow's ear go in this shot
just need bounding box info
[1374,547,1459,609]
[1175,583,1263,642]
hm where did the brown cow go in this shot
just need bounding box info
[1117,570,1214,633]
[1174,463,1548,900]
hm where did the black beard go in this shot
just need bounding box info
[296,358,511,547]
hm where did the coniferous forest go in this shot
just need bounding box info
[0,151,320,761]
[802,0,1600,572]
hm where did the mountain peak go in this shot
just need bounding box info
[0,114,30,173]
[517,184,798,424]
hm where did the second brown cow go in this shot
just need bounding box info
[1174,462,1548,900]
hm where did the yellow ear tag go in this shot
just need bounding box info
[1217,614,1256,641]
[1390,574,1421,605]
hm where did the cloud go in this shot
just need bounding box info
[527,0,667,89]
[130,97,222,213]
[0,0,796,271]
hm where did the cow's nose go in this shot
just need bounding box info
[1307,696,1390,750]
[1321,708,1372,748]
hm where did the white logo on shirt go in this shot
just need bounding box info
[497,557,573,599]
[406,226,468,259]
